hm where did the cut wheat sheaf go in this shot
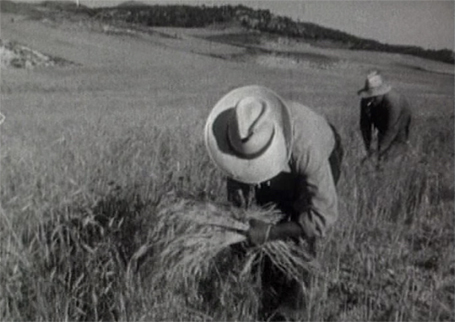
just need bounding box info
[152,199,321,289]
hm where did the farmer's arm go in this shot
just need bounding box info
[267,145,338,241]
[292,146,338,239]
[360,99,373,153]
[268,221,304,240]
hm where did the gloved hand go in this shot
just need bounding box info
[247,218,272,246]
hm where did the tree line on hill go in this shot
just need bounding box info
[2,1,453,64]
[90,4,454,64]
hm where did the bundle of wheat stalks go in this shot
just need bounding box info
[152,199,320,288]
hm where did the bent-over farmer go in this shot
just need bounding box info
[204,85,343,319]
[358,71,412,166]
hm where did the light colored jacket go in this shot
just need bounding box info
[228,101,339,238]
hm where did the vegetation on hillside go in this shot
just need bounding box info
[94,3,454,64]
[1,0,453,64]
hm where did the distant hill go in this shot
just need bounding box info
[1,1,453,64]
[0,0,40,16]
[116,1,148,8]
[0,0,88,16]
[88,4,455,64]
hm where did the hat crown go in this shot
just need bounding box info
[358,71,391,98]
[365,72,384,89]
[228,96,275,158]
[236,97,267,139]
[204,85,292,184]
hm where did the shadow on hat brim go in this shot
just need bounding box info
[204,85,293,184]
[357,84,392,98]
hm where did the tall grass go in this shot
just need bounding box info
[1,62,454,321]
[1,99,453,321]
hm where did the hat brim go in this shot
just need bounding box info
[357,84,392,98]
[205,85,293,184]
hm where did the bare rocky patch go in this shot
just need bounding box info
[0,39,77,69]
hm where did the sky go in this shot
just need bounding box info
[16,0,455,50]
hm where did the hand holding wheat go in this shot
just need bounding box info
[246,218,272,246]
[151,199,321,289]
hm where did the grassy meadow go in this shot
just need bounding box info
[1,10,454,322]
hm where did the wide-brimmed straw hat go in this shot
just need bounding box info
[357,71,392,98]
[204,85,293,184]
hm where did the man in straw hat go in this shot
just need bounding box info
[205,85,343,319]
[358,71,412,167]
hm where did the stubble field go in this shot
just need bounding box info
[1,10,454,321]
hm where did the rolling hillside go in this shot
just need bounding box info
[1,0,454,64]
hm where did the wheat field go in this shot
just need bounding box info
[1,7,454,322]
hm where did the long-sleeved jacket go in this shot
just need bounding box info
[360,89,411,158]
[227,101,339,239]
